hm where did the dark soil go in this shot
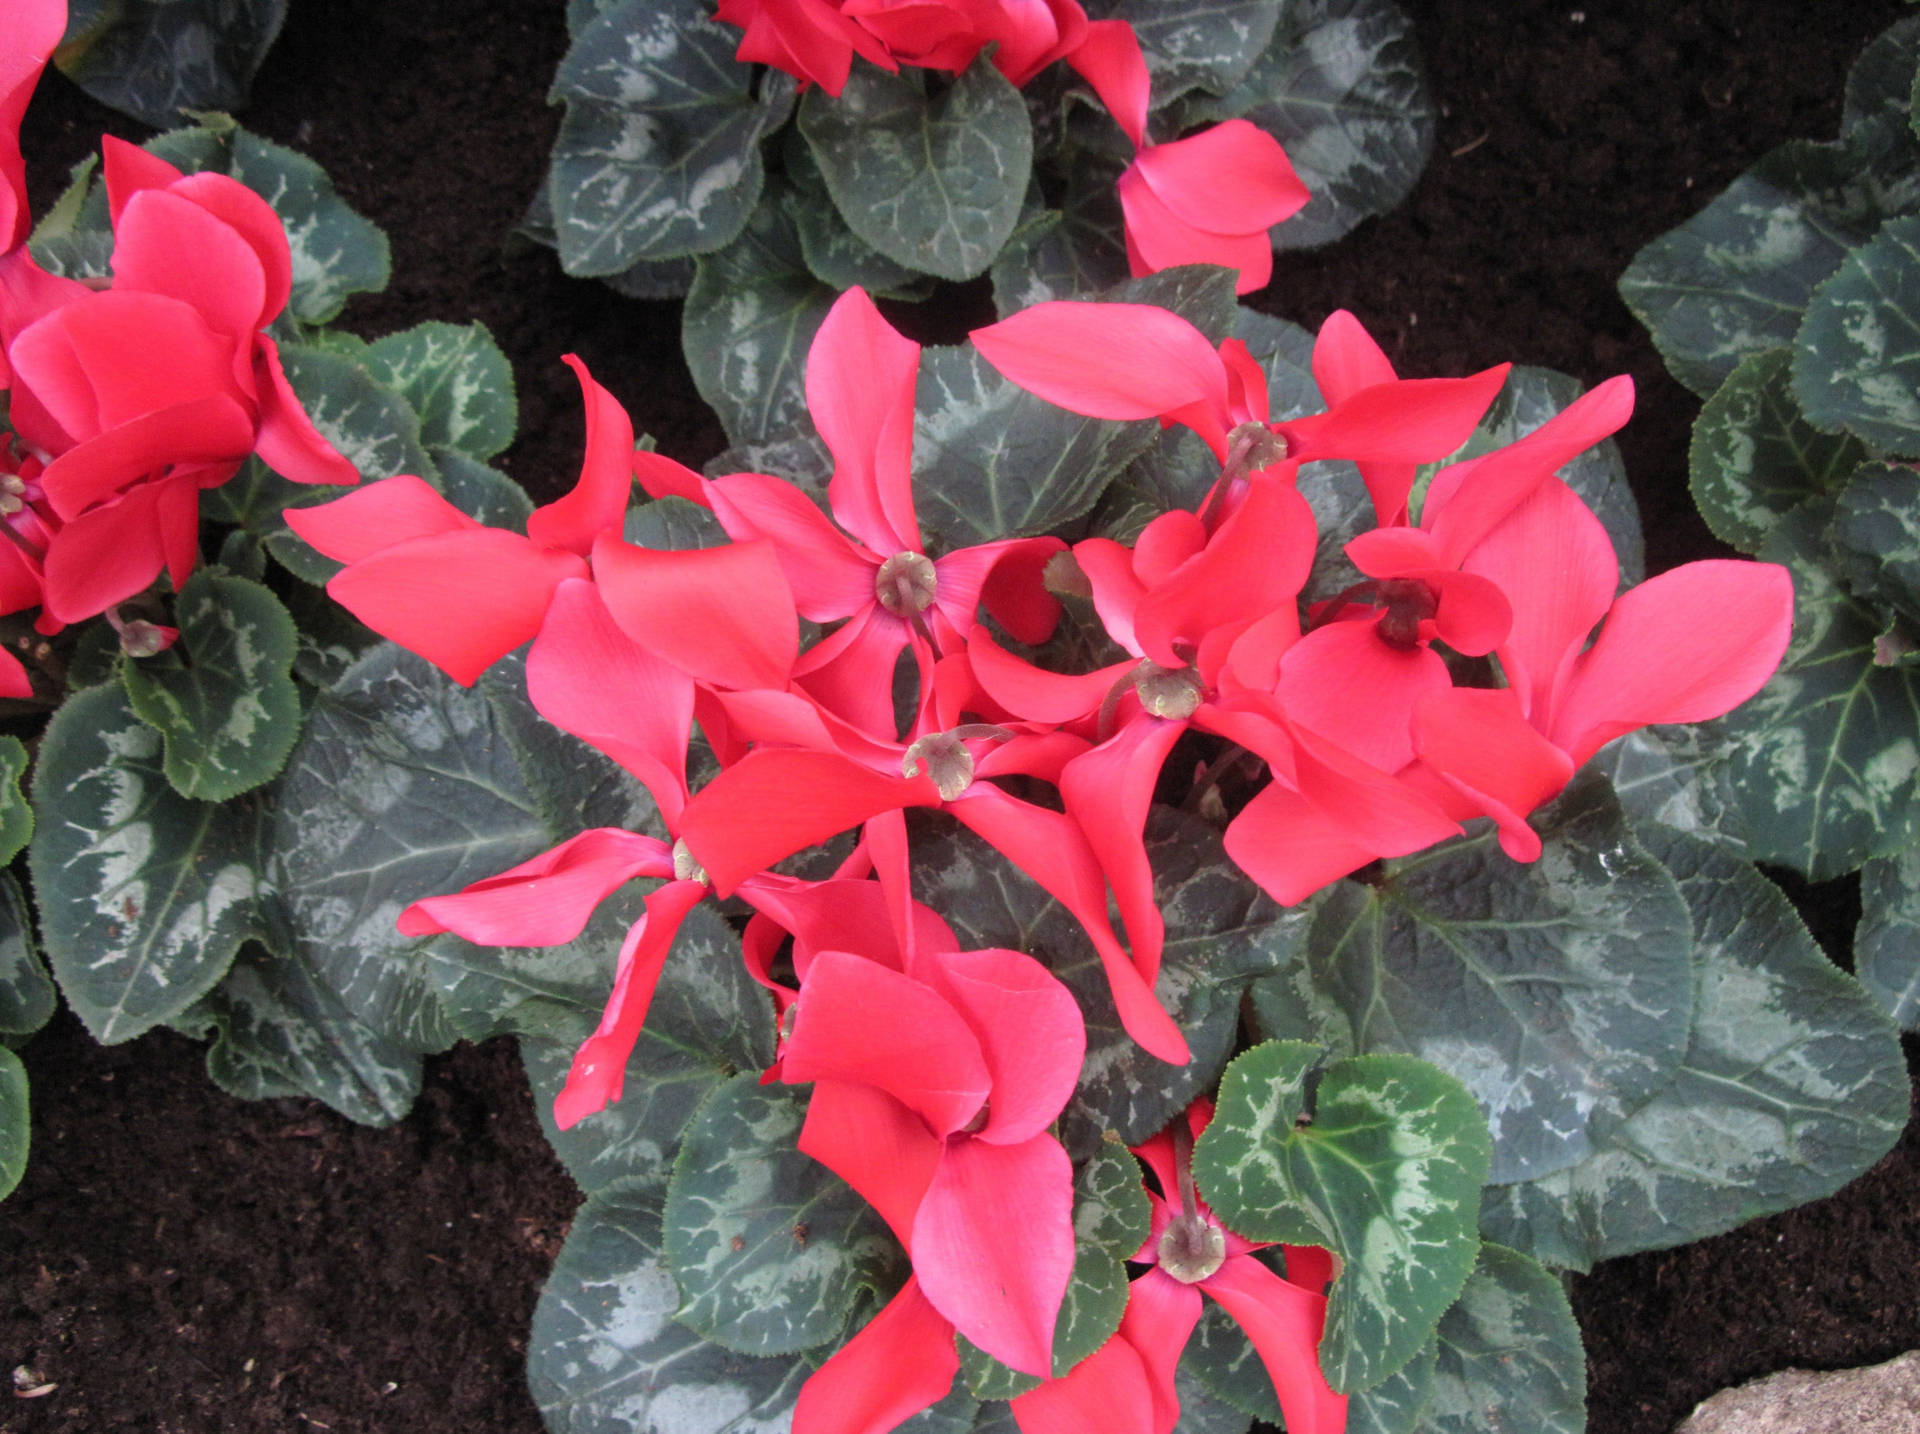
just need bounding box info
[6,1,1919,1431]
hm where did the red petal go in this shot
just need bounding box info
[326,528,585,685]
[0,647,29,699]
[1202,1256,1347,1434]
[1010,1328,1157,1434]
[632,449,712,505]
[1118,1269,1207,1434]
[679,748,942,896]
[809,287,922,555]
[37,394,255,520]
[282,474,475,565]
[552,877,711,1128]
[1279,365,1509,465]
[1344,523,1445,579]
[915,946,1085,1145]
[1074,537,1149,654]
[798,1076,944,1243]
[1224,780,1382,907]
[976,535,1067,645]
[792,603,913,740]
[1411,687,1575,862]
[1311,310,1397,404]
[1,0,65,249]
[252,334,362,486]
[1132,509,1207,587]
[99,136,183,224]
[1060,718,1186,982]
[110,188,268,343]
[592,532,798,692]
[1277,619,1450,774]
[1289,722,1461,859]
[166,171,295,324]
[709,469,878,619]
[968,624,1131,724]
[526,354,636,556]
[1117,164,1276,295]
[1064,18,1149,148]
[527,577,693,829]
[792,1278,959,1434]
[1550,559,1795,767]
[738,872,957,983]
[1133,121,1308,234]
[1426,569,1514,656]
[914,1134,1075,1377]
[39,485,169,622]
[396,828,674,944]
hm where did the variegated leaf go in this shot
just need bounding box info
[1250,776,1696,1185]
[1073,1137,1153,1261]
[1109,0,1281,101]
[1478,827,1910,1269]
[122,571,302,802]
[0,736,31,868]
[1193,1042,1493,1392]
[1421,1244,1583,1434]
[363,321,518,460]
[230,128,390,325]
[1857,839,1920,1028]
[0,1044,25,1201]
[988,167,1129,313]
[0,874,54,1040]
[684,196,837,446]
[799,55,1031,282]
[665,1075,900,1356]
[1584,725,1748,854]
[1720,499,1920,877]
[783,136,933,298]
[434,448,535,531]
[1829,458,1920,626]
[1690,347,1866,555]
[57,0,287,131]
[548,0,795,275]
[956,1243,1129,1397]
[29,684,272,1042]
[1794,214,1920,454]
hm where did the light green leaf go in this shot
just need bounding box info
[665,1075,899,1356]
[1830,458,1920,626]
[684,195,837,446]
[800,55,1032,282]
[517,903,776,1194]
[1251,776,1697,1184]
[1719,499,1920,877]
[1794,214,1920,454]
[1479,828,1910,1269]
[363,322,518,460]
[1857,839,1920,1028]
[1194,1041,1493,1392]
[548,0,795,275]
[0,735,31,867]
[122,571,301,801]
[1073,1137,1153,1261]
[530,1182,816,1434]
[1689,347,1866,554]
[0,874,53,1040]
[30,684,272,1043]
[1109,0,1281,101]
[0,1043,26,1201]
[57,0,287,129]
[1421,1244,1583,1434]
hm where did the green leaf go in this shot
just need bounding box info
[1251,775,1696,1184]
[1479,827,1910,1269]
[783,135,935,298]
[530,1182,817,1433]
[547,0,795,275]
[1857,839,1920,1028]
[1170,1358,1257,1434]
[1842,16,1920,136]
[908,808,1306,1157]
[1619,118,1920,398]
[0,735,32,867]
[1794,213,1920,454]
[799,56,1032,282]
[516,903,776,1194]
[0,1043,26,1201]
[1830,458,1920,626]
[29,684,272,1043]
[684,196,837,445]
[956,1244,1129,1396]
[1584,725,1748,854]
[362,322,518,460]
[434,448,535,532]
[665,1075,899,1356]
[1421,1244,1584,1434]
[56,0,287,129]
[1194,1041,1493,1392]
[1689,347,1866,554]
[1719,499,1920,877]
[481,650,660,838]
[0,874,54,1039]
[122,571,301,801]
[1183,0,1434,251]
[988,166,1130,312]
[1072,1137,1153,1261]
[229,129,390,324]
[1108,0,1281,101]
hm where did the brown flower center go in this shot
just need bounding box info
[875,551,937,616]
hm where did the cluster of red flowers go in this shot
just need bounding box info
[713,0,1308,294]
[0,0,356,696]
[291,284,1791,1434]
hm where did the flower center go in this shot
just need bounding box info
[1375,578,1439,649]
[671,838,708,885]
[1157,1212,1227,1283]
[1043,549,1093,599]
[1224,420,1290,476]
[875,551,937,616]
[0,473,26,517]
[902,731,975,800]
[1133,660,1205,720]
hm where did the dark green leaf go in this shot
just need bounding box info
[783,135,934,297]
[1830,458,1920,628]
[1194,1041,1493,1392]
[684,196,837,445]
[1584,725,1748,854]
[0,1044,26,1201]
[1719,499,1920,877]
[363,322,518,460]
[666,1075,899,1355]
[1422,1244,1583,1434]
[548,0,796,274]
[229,129,390,324]
[1073,1136,1153,1260]
[1251,776,1696,1184]
[799,56,1031,281]
[122,571,301,801]
[1794,214,1920,453]
[1841,17,1920,136]
[1689,347,1866,554]
[481,650,659,838]
[57,0,287,129]
[1109,0,1280,99]
[30,684,272,1043]
[434,449,535,532]
[956,1244,1129,1396]
[0,874,54,1039]
[989,166,1129,311]
[0,736,31,867]
[1479,827,1910,1269]
[1857,839,1920,1028]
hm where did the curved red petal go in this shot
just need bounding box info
[1118,165,1276,295]
[396,828,674,944]
[1412,686,1575,862]
[1276,619,1450,775]
[592,532,798,692]
[282,474,475,566]
[1060,718,1186,982]
[37,394,255,520]
[252,334,362,486]
[809,287,922,554]
[1280,365,1509,466]
[798,1077,945,1245]
[915,946,1085,1145]
[1134,121,1308,233]
[1064,18,1149,148]
[792,1278,959,1434]
[110,188,268,343]
[1010,1327,1156,1434]
[1,0,65,249]
[1202,1256,1347,1434]
[526,354,636,556]
[709,469,878,619]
